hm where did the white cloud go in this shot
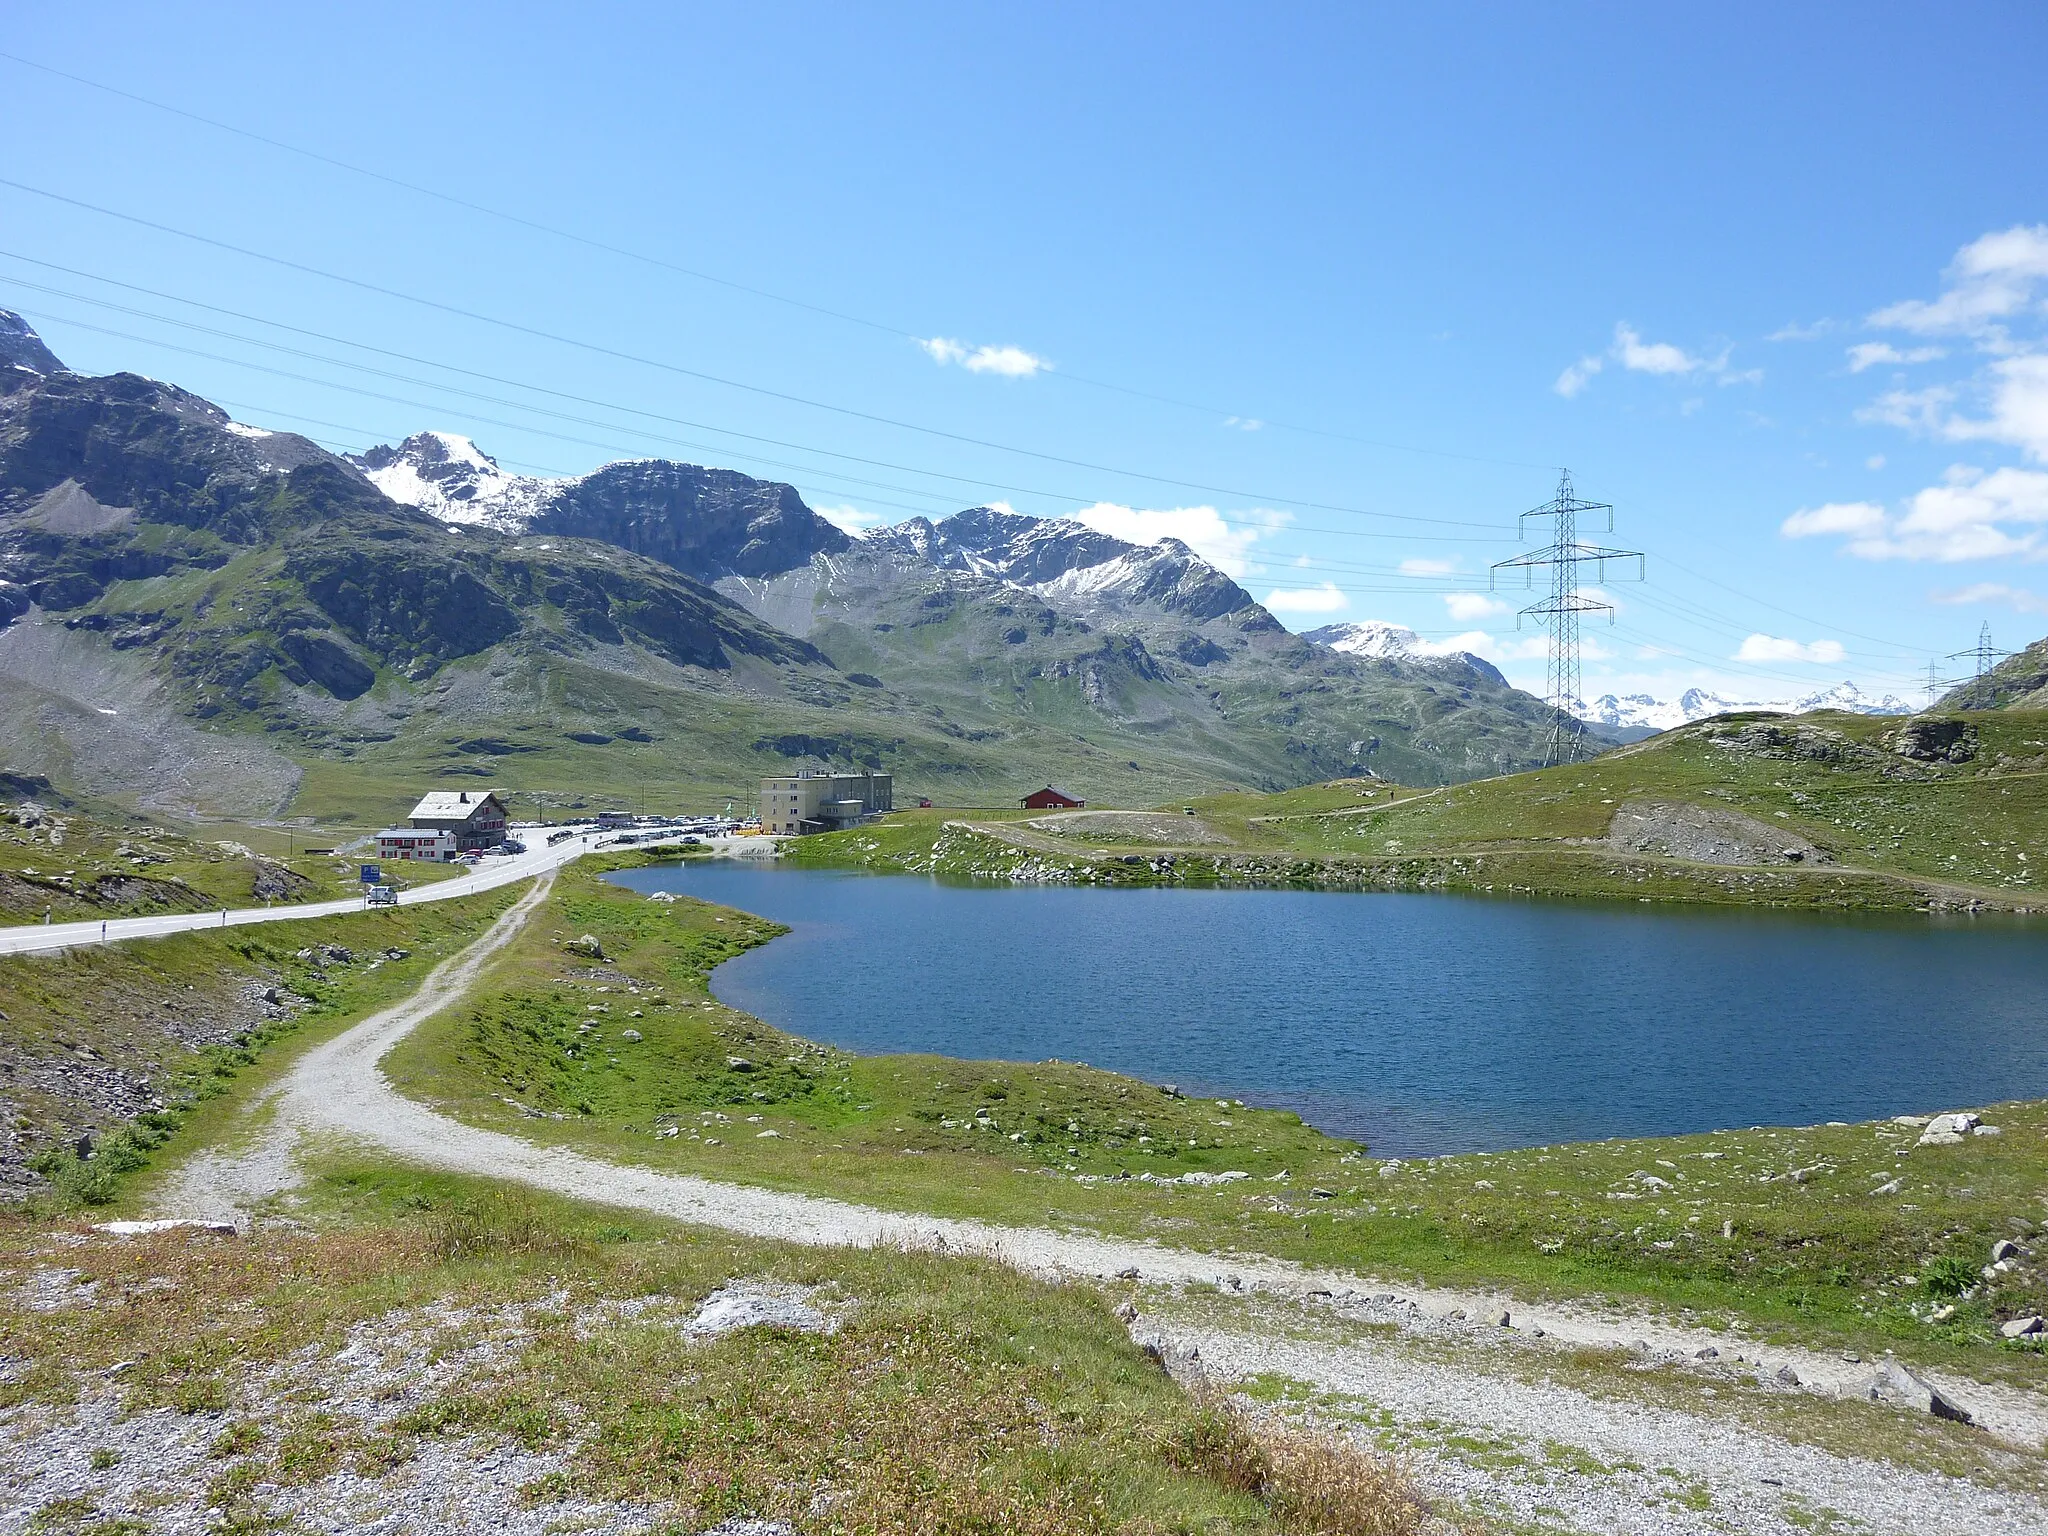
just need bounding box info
[1223,416,1264,431]
[1768,319,1833,342]
[813,502,889,533]
[1932,581,2048,614]
[1846,341,1946,373]
[1736,634,1848,664]
[1788,467,2048,562]
[1866,454,1886,470]
[1614,323,1706,376]
[1261,582,1348,615]
[1072,502,1287,577]
[1443,591,1510,621]
[1947,352,2048,462]
[1399,557,1456,576]
[1554,356,1603,397]
[1556,323,1756,397]
[1782,501,1888,539]
[917,336,1050,377]
[1868,225,2048,336]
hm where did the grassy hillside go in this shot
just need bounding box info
[0,883,517,1199]
[793,709,2048,913]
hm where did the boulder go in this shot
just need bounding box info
[1868,1358,1973,1423]
[1918,1112,1980,1146]
[1992,1238,2020,1263]
[619,1028,643,1043]
[566,934,606,960]
[2000,1315,2044,1339]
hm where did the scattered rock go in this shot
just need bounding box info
[1868,1358,1973,1423]
[566,934,606,959]
[1694,1346,1719,1360]
[2000,1315,2044,1339]
[727,1056,756,1072]
[1992,1238,2020,1263]
[1774,1365,1800,1387]
[619,1028,643,1043]
[1604,799,1831,866]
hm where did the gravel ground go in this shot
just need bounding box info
[0,1281,810,1535]
[140,870,2048,1533]
[1143,1310,2046,1535]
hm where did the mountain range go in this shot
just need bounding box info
[0,313,1589,821]
[1575,682,1916,733]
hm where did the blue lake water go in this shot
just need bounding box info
[608,862,2048,1157]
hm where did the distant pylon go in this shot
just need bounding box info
[1946,621,2010,679]
[1924,658,1947,708]
[1490,470,1645,767]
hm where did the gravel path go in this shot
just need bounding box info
[155,872,2048,1534]
[1150,1313,2047,1535]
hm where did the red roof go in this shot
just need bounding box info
[1022,786,1085,809]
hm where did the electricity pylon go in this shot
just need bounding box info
[1490,470,1645,767]
[1946,621,2010,679]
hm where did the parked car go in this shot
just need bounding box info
[501,838,526,854]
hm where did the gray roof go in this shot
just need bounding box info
[408,790,504,822]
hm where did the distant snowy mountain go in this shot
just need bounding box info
[864,506,1262,626]
[1301,621,1507,683]
[1577,681,1915,732]
[351,432,553,528]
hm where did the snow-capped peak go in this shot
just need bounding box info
[350,432,556,529]
[1302,620,1426,659]
[1576,680,1915,732]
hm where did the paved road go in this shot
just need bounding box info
[0,829,770,957]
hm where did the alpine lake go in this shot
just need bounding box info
[607,860,2048,1157]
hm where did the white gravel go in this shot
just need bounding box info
[1147,1313,2048,1535]
[146,870,2048,1533]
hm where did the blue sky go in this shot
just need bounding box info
[4,2,2045,707]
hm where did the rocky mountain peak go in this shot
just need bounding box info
[0,311,66,381]
[348,432,534,527]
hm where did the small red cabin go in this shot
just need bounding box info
[1022,786,1085,810]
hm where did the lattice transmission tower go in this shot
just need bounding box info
[1490,470,1645,767]
[1946,621,2010,679]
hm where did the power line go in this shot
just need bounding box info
[0,178,1512,534]
[0,47,1556,474]
[9,298,1508,548]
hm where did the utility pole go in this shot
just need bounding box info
[1490,470,1645,767]
[1946,621,2010,680]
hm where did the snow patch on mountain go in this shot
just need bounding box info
[1577,681,1915,732]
